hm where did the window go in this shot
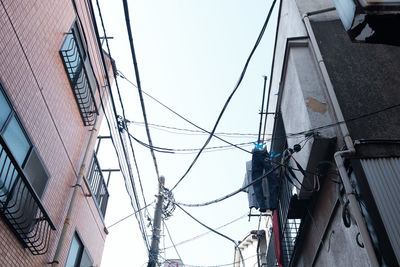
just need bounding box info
[60,20,98,126]
[0,82,55,255]
[66,233,93,267]
[0,85,49,198]
[87,152,109,217]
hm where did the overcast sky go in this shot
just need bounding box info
[95,0,280,266]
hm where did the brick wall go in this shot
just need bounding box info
[0,0,110,265]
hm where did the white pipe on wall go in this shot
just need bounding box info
[303,12,380,267]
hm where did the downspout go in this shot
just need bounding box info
[50,116,100,266]
[302,11,379,267]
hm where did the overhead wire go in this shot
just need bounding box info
[107,201,156,229]
[284,101,400,137]
[94,0,400,260]
[86,0,151,251]
[262,0,282,143]
[163,220,184,263]
[126,129,253,154]
[94,0,162,251]
[175,203,245,266]
[121,97,400,149]
[117,71,251,154]
[168,139,318,208]
[67,0,156,253]
[171,0,278,191]
[94,0,150,221]
[162,213,248,250]
[122,0,161,179]
[171,164,281,207]
[128,121,261,138]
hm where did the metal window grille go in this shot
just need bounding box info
[278,170,302,267]
[60,25,98,126]
[0,138,55,255]
[87,152,109,217]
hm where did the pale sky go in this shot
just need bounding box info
[95,0,280,266]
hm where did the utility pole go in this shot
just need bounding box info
[148,176,165,267]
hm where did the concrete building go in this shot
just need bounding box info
[234,215,272,267]
[0,0,113,266]
[265,0,400,266]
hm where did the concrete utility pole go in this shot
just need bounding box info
[148,176,165,267]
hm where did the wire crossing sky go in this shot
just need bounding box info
[171,0,278,191]
[95,0,282,266]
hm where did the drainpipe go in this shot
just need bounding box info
[303,11,379,267]
[50,116,100,266]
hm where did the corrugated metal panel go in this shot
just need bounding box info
[360,158,400,264]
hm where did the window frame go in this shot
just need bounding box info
[0,81,51,203]
[0,80,55,254]
[66,231,94,267]
[59,19,99,126]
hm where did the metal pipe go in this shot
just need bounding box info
[334,150,379,267]
[262,76,273,143]
[303,13,353,151]
[258,76,268,144]
[303,12,379,267]
[50,115,100,266]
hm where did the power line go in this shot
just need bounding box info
[129,121,262,138]
[163,213,248,250]
[117,71,251,154]
[284,101,400,138]
[171,164,281,207]
[87,0,151,251]
[130,98,400,147]
[129,94,400,206]
[163,220,184,263]
[175,203,245,266]
[107,201,155,229]
[171,0,278,191]
[94,0,150,221]
[122,0,161,179]
[126,129,253,154]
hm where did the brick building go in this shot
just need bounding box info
[0,0,113,266]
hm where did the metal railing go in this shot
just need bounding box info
[0,138,56,255]
[278,170,302,267]
[87,153,109,217]
[60,30,98,126]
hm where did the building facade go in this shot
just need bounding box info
[265,0,400,266]
[0,0,112,266]
[234,214,272,267]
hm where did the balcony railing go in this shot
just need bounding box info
[278,168,302,267]
[87,153,109,217]
[60,30,98,126]
[0,138,56,255]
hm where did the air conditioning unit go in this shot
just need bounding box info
[333,0,400,45]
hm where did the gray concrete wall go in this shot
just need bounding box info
[311,19,400,141]
[270,1,400,267]
[292,175,371,267]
